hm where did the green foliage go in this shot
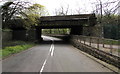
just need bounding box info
[102,15,118,26]
[118,49,120,52]
[42,29,70,35]
[104,40,118,45]
[21,3,47,29]
[104,24,119,39]
[22,14,40,29]
[2,28,12,32]
[0,44,35,58]
[28,4,45,15]
[97,14,119,40]
[1,1,47,29]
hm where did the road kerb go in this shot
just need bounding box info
[74,46,119,73]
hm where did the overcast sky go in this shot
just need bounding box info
[28,0,97,15]
[26,0,119,15]
[0,0,119,15]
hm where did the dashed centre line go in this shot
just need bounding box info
[39,36,55,73]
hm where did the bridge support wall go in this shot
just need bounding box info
[35,27,43,42]
[70,26,83,35]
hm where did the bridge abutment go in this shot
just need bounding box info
[35,27,43,42]
[70,26,83,35]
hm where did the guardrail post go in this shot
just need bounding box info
[81,36,82,43]
[110,40,113,54]
[84,36,85,44]
[79,36,81,43]
[102,38,105,48]
[77,35,79,43]
[89,37,91,46]
[97,38,99,49]
[82,36,84,43]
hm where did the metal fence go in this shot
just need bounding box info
[75,35,119,57]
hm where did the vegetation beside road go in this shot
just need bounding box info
[1,41,36,59]
[104,40,119,45]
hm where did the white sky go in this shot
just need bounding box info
[27,0,96,15]
[0,0,119,15]
[27,0,119,15]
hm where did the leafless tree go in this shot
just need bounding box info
[92,0,119,15]
[1,1,31,28]
[54,5,69,16]
[75,7,82,14]
[53,5,70,34]
[91,0,120,39]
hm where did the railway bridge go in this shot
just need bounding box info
[36,14,97,42]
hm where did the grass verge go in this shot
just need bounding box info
[104,40,118,45]
[0,44,35,59]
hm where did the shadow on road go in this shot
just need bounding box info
[40,35,70,45]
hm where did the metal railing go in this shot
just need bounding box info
[75,35,119,57]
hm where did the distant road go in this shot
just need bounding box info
[3,36,112,72]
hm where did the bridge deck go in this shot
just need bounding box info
[9,14,97,30]
[38,14,97,28]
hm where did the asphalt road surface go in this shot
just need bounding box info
[2,36,113,72]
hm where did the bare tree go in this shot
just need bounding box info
[76,7,82,14]
[91,0,120,39]
[53,5,70,34]
[54,5,69,16]
[1,1,31,28]
[92,0,119,15]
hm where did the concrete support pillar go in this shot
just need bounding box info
[35,27,43,42]
[70,26,83,35]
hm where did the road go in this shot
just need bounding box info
[2,36,113,72]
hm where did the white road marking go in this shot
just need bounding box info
[50,39,55,56]
[40,59,47,73]
[51,44,54,56]
[48,38,55,56]
[49,44,53,52]
[39,36,55,73]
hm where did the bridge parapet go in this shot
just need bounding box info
[38,14,97,28]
